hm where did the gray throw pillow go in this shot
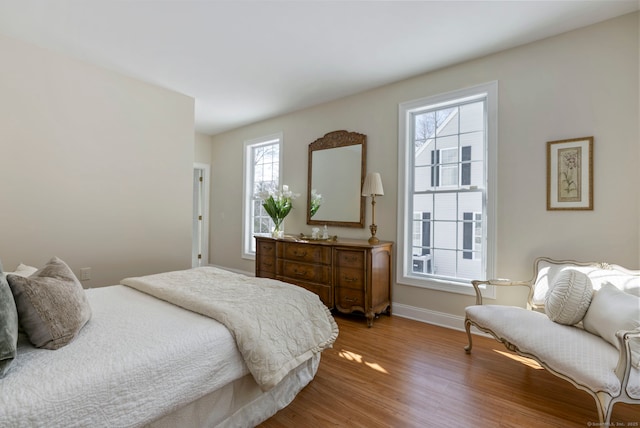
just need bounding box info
[7,257,92,350]
[0,261,19,377]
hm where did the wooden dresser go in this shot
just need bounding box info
[255,236,392,326]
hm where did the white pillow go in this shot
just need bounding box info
[583,283,640,367]
[545,269,593,325]
[1,264,37,279]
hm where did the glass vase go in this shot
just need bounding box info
[271,221,284,238]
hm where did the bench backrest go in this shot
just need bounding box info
[530,257,640,309]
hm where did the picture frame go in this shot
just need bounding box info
[547,136,593,210]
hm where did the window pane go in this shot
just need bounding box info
[457,211,482,258]
[415,145,432,167]
[412,211,431,262]
[460,131,484,162]
[458,191,482,218]
[412,216,422,250]
[457,250,483,279]
[412,254,432,274]
[460,101,484,133]
[432,248,457,277]
[413,193,434,215]
[414,165,432,192]
[433,220,456,249]
[435,107,458,137]
[433,193,456,221]
[414,111,435,147]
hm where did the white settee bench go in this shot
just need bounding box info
[464,257,640,424]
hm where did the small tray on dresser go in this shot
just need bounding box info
[296,233,338,242]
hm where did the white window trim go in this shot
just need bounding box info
[397,82,498,298]
[241,132,283,260]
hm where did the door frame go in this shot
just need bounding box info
[193,163,211,267]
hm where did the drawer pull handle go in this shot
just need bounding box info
[263,262,273,267]
[343,276,357,282]
[345,297,358,302]
[293,250,308,257]
[293,268,308,277]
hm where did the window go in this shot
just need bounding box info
[397,82,497,295]
[242,133,282,259]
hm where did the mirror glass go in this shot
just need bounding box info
[307,130,366,228]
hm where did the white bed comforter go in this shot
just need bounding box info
[0,285,249,428]
[120,266,339,391]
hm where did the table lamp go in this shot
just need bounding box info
[361,172,384,244]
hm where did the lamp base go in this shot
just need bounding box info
[368,223,379,245]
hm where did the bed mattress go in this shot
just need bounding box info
[0,285,250,427]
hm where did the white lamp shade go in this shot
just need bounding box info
[362,172,384,196]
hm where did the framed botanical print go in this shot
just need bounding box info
[547,136,593,210]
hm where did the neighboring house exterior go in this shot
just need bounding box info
[412,104,484,281]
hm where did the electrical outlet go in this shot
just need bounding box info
[80,267,91,281]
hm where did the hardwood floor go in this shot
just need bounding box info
[258,313,638,428]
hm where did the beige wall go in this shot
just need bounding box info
[209,13,639,323]
[0,34,195,287]
[195,132,213,164]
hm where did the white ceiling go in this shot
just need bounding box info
[0,1,637,135]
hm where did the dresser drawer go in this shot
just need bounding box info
[335,267,364,290]
[257,240,276,256]
[281,261,331,284]
[280,242,331,264]
[257,256,276,274]
[289,280,332,308]
[335,249,365,269]
[335,287,364,310]
[256,239,277,275]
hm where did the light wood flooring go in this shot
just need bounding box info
[258,313,638,428]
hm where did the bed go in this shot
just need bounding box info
[0,259,338,427]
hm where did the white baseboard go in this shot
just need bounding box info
[392,303,491,338]
[392,302,467,332]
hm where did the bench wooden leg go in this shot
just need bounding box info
[464,318,473,354]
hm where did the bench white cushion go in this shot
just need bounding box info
[465,304,640,397]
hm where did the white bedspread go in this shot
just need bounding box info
[121,266,339,391]
[0,285,249,428]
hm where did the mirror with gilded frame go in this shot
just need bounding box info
[307,130,366,228]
